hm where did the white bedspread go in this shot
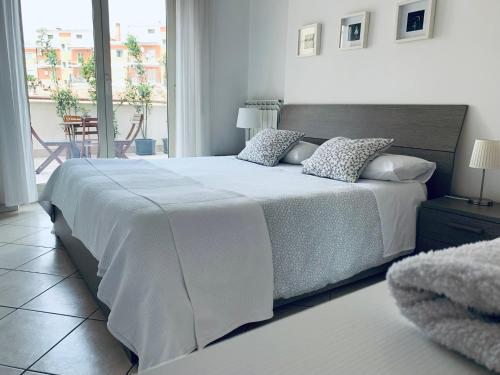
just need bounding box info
[40,156,426,370]
[40,158,273,371]
[149,157,426,300]
[149,157,426,259]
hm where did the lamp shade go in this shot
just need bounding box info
[236,108,261,129]
[469,139,500,170]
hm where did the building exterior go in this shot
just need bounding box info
[24,23,167,102]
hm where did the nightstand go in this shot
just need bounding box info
[417,196,500,252]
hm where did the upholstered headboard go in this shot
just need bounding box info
[279,104,468,199]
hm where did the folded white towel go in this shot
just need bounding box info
[387,238,500,373]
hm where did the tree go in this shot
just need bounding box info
[123,35,153,139]
[26,74,41,93]
[80,54,97,103]
[36,28,81,121]
[36,28,58,86]
[51,88,80,119]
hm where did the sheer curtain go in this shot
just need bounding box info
[175,0,211,157]
[0,0,37,207]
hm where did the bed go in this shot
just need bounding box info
[40,104,468,371]
[140,281,490,375]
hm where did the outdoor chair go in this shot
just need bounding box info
[31,126,70,174]
[114,114,144,158]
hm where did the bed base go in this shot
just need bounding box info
[53,206,396,364]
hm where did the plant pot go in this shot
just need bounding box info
[135,138,156,156]
[162,138,169,154]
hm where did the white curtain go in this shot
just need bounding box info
[0,0,37,206]
[175,0,211,157]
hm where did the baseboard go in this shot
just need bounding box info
[0,205,18,213]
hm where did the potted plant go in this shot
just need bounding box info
[124,35,156,155]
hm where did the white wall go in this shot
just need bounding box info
[248,0,500,201]
[209,0,250,156]
[247,0,289,100]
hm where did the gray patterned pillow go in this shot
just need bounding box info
[237,129,305,167]
[302,137,394,182]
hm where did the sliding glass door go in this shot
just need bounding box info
[20,0,173,185]
[108,0,169,159]
[21,0,100,184]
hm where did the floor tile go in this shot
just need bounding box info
[0,270,63,307]
[88,308,106,321]
[0,225,43,243]
[8,213,53,228]
[17,249,76,276]
[0,268,8,276]
[0,365,23,375]
[31,319,132,375]
[23,277,98,318]
[13,230,60,249]
[19,203,45,214]
[0,306,14,320]
[0,309,82,369]
[0,244,52,270]
[0,210,34,225]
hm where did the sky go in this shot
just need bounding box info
[21,0,166,44]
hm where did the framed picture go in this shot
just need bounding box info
[297,23,321,57]
[339,11,370,50]
[395,0,436,42]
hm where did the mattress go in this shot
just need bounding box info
[149,156,427,298]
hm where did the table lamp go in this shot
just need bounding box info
[468,139,500,206]
[237,108,261,141]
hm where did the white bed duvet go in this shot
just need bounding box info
[40,156,426,370]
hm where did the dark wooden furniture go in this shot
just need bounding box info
[114,114,144,158]
[417,197,500,251]
[280,104,468,199]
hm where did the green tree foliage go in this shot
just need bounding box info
[123,34,153,138]
[36,28,81,121]
[80,54,97,103]
[51,88,81,119]
[36,28,58,86]
[26,74,41,93]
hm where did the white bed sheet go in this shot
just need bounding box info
[149,156,427,258]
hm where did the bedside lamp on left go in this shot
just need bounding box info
[237,108,261,141]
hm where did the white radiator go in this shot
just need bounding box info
[245,100,283,139]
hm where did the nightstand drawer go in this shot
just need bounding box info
[419,209,500,246]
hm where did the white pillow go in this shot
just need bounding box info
[361,154,436,183]
[282,142,319,165]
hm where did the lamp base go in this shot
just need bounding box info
[468,198,494,206]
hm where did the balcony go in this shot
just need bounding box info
[31,98,168,185]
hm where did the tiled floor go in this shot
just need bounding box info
[0,204,384,375]
[0,205,137,375]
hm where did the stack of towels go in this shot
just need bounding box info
[388,238,500,373]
